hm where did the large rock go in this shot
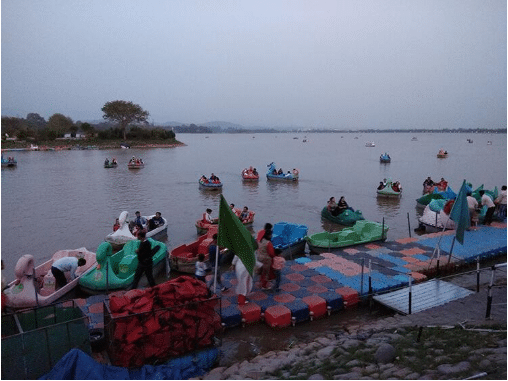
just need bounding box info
[375,343,396,364]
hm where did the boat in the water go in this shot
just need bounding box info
[306,220,389,253]
[79,238,168,294]
[321,206,365,226]
[104,158,118,168]
[128,157,144,169]
[377,179,402,197]
[231,206,255,225]
[437,149,448,158]
[379,153,391,163]
[199,175,223,190]
[1,156,17,167]
[266,162,299,181]
[105,211,168,249]
[411,137,418,141]
[3,248,97,308]
[365,141,375,147]
[416,193,445,208]
[195,207,254,235]
[169,231,215,273]
[271,221,308,259]
[417,200,456,233]
[241,167,260,181]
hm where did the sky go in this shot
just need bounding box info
[1,0,506,129]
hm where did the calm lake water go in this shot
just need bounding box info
[1,132,506,281]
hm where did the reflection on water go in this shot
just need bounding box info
[375,195,402,217]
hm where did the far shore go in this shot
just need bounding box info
[1,139,186,151]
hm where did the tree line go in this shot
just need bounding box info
[1,100,176,143]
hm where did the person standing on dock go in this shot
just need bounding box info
[130,231,155,289]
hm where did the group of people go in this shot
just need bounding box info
[104,158,117,166]
[242,166,259,176]
[230,204,252,223]
[129,156,144,165]
[200,173,221,184]
[327,196,350,216]
[193,222,286,305]
[377,178,402,192]
[467,186,507,227]
[113,211,165,234]
[423,176,448,193]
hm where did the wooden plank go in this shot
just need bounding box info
[373,280,473,315]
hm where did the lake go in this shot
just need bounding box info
[1,132,506,281]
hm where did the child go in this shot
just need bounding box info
[195,253,207,283]
[271,249,285,292]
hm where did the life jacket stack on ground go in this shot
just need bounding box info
[104,276,221,368]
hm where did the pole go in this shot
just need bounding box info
[447,236,456,265]
[106,261,109,294]
[33,268,39,307]
[407,212,411,238]
[360,258,365,297]
[213,244,219,294]
[485,265,495,319]
[408,275,412,315]
[476,256,480,293]
[381,217,385,240]
[368,259,373,312]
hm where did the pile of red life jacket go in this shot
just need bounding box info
[107,275,221,368]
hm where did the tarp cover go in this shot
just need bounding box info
[40,347,218,380]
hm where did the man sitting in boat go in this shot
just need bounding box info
[377,181,385,190]
[148,212,164,230]
[203,208,218,224]
[112,158,117,165]
[253,168,258,175]
[210,173,220,183]
[200,175,209,183]
[392,181,401,192]
[277,168,283,175]
[327,197,339,216]
[51,257,87,290]
[437,177,448,190]
[240,206,250,222]
[130,211,147,235]
[113,218,120,231]
[105,158,110,165]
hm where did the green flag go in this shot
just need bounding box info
[449,180,470,245]
[218,194,257,276]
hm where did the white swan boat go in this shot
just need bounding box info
[3,248,97,309]
[105,211,168,249]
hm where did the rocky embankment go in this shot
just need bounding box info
[198,267,507,380]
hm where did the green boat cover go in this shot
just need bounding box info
[306,220,388,251]
[416,193,444,206]
[321,207,364,226]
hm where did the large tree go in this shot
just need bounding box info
[47,113,74,138]
[101,100,149,140]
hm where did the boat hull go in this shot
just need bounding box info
[320,207,365,226]
[271,221,309,259]
[79,239,168,294]
[306,220,389,253]
[199,180,223,190]
[4,248,97,309]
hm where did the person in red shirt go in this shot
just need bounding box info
[256,223,273,242]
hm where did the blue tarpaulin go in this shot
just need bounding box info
[40,348,219,380]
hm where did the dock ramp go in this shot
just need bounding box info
[373,279,474,315]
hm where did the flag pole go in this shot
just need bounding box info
[213,244,219,294]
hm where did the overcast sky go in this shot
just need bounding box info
[2,0,506,129]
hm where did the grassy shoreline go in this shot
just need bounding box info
[1,138,186,151]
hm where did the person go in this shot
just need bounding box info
[208,234,228,292]
[200,175,209,183]
[195,253,208,283]
[148,212,164,230]
[480,190,496,226]
[377,182,385,191]
[438,177,448,190]
[240,206,250,222]
[231,255,253,305]
[252,168,258,176]
[327,197,339,216]
[133,211,147,227]
[104,158,109,166]
[51,257,86,290]
[203,208,217,224]
[495,185,507,220]
[113,218,120,231]
[257,223,273,242]
[392,181,401,192]
[277,168,283,175]
[271,249,285,292]
[131,231,156,289]
[336,196,349,214]
[257,229,275,290]
[112,158,117,165]
[423,176,434,187]
[467,192,479,228]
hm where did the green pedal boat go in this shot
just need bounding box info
[306,220,389,253]
[79,238,168,294]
